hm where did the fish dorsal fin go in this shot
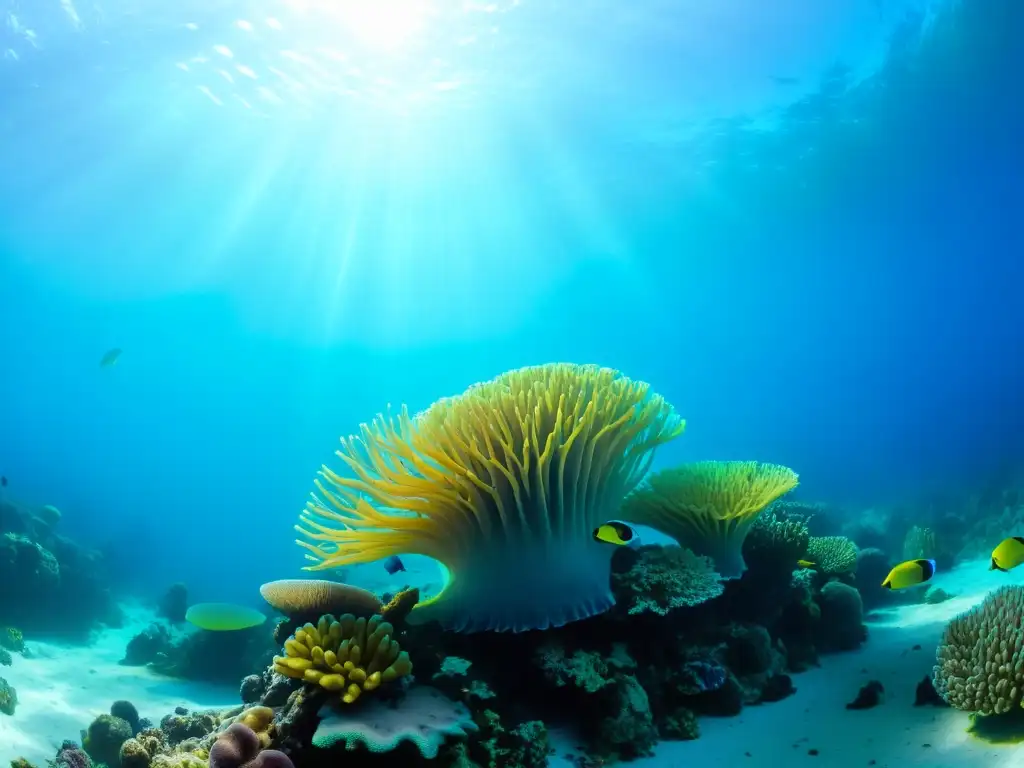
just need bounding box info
[916,559,935,579]
[1014,536,1024,546]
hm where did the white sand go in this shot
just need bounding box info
[0,605,237,767]
[5,561,1024,768]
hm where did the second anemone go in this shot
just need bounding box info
[621,460,799,579]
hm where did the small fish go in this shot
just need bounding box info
[881,559,936,590]
[383,555,406,575]
[100,348,122,367]
[990,537,1024,572]
[593,520,639,547]
[796,559,817,569]
[0,476,6,488]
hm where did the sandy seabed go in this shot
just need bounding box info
[3,560,1024,768]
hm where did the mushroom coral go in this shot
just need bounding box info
[620,461,799,579]
[295,363,684,633]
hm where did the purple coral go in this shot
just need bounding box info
[210,724,293,768]
[54,742,92,768]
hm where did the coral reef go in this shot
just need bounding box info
[0,499,122,635]
[159,584,189,624]
[621,461,799,579]
[814,581,866,652]
[0,675,16,715]
[611,545,723,616]
[742,508,810,573]
[273,613,412,704]
[934,585,1024,714]
[83,714,134,765]
[805,535,858,576]
[853,547,894,609]
[295,363,684,632]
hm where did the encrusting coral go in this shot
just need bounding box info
[612,545,723,616]
[295,363,684,632]
[273,613,412,704]
[934,585,1024,715]
[312,685,476,757]
[806,536,858,576]
[620,461,799,579]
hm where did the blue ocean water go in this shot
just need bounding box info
[0,0,1021,612]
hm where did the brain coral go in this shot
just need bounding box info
[934,585,1024,715]
[296,363,684,632]
[620,461,799,579]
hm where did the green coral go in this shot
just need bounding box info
[659,707,699,740]
[0,677,17,716]
[806,536,858,575]
[535,644,612,693]
[0,648,11,666]
[84,714,134,765]
[934,585,1024,714]
[613,545,723,616]
[1,628,24,653]
[742,509,810,570]
[469,712,550,768]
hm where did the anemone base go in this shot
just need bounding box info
[407,539,617,633]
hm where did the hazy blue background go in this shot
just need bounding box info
[1,0,1021,604]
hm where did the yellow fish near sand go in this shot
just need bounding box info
[593,520,639,547]
[989,537,1024,572]
[881,558,936,590]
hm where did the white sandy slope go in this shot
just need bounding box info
[547,557,1024,768]
[0,604,237,767]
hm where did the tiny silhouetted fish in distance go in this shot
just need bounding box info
[383,555,406,575]
[1,476,6,487]
[100,348,122,367]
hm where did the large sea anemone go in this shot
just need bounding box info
[296,363,684,632]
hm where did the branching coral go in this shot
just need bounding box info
[620,461,799,579]
[612,545,723,616]
[295,363,684,632]
[934,585,1024,714]
[273,613,411,704]
[806,536,858,576]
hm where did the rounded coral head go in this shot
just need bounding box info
[259,579,382,619]
[295,363,684,632]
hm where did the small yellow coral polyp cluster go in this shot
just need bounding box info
[273,613,411,704]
